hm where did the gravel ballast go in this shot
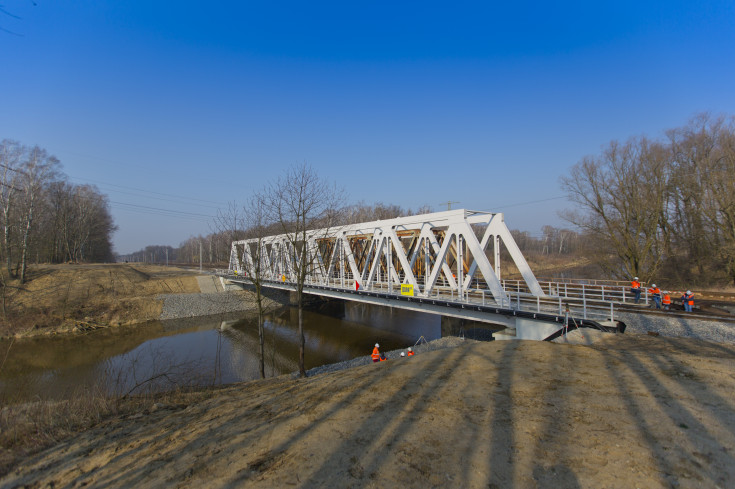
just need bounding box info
[615,311,735,344]
[158,290,287,320]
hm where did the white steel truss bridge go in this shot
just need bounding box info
[219,209,622,340]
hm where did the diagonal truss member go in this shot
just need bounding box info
[229,209,544,304]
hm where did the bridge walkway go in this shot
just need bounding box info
[215,270,624,341]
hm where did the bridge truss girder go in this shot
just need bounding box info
[229,209,544,304]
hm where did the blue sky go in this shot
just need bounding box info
[2,1,734,254]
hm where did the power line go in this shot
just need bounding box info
[484,195,567,211]
[68,175,228,206]
[111,206,211,223]
[0,162,27,175]
[110,200,215,217]
[82,184,223,210]
[109,201,216,221]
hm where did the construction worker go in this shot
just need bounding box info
[681,290,694,312]
[372,343,381,363]
[379,353,387,362]
[648,284,662,309]
[407,347,415,357]
[662,291,671,310]
[631,277,642,304]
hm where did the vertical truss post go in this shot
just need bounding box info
[424,238,429,291]
[494,235,501,280]
[229,242,239,272]
[457,234,464,301]
[340,239,344,288]
[387,237,392,293]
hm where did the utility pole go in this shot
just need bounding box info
[199,241,202,272]
[165,248,169,266]
[439,201,460,211]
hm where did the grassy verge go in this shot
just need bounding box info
[0,384,222,477]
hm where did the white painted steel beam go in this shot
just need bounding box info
[228,209,544,304]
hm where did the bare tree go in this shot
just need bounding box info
[668,113,735,284]
[241,192,271,378]
[560,137,670,280]
[265,163,343,377]
[17,146,60,282]
[211,201,245,250]
[0,140,22,275]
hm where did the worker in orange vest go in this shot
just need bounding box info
[631,277,642,303]
[662,292,671,310]
[372,343,381,363]
[648,284,662,309]
[681,290,694,312]
[379,353,387,362]
[407,347,415,356]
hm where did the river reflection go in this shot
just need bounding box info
[0,301,440,403]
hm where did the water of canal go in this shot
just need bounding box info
[0,301,441,403]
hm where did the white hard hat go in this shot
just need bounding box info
[407,347,412,352]
[400,352,405,357]
[634,277,638,280]
[652,284,656,287]
[375,343,379,348]
[687,290,691,294]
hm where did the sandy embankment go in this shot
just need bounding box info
[3,333,734,488]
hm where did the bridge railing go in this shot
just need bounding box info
[214,268,618,323]
[502,279,655,306]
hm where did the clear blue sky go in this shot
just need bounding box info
[2,1,734,254]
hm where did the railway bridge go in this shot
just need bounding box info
[216,209,625,340]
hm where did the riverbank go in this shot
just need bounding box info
[1,264,202,337]
[2,333,734,488]
[0,263,283,338]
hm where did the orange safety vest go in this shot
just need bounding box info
[631,280,641,290]
[649,287,661,297]
[684,293,694,305]
[407,351,415,356]
[379,355,387,362]
[662,294,671,305]
[371,347,380,362]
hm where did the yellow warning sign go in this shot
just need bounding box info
[401,284,414,296]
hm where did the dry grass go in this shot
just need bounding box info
[0,386,119,473]
[0,382,221,477]
[0,264,201,337]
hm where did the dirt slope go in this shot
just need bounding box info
[2,264,202,336]
[3,334,734,488]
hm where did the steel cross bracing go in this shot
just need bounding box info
[227,209,544,304]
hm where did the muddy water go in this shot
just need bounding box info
[0,301,440,403]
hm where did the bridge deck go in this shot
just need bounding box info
[215,271,622,340]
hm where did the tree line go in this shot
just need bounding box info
[121,206,585,271]
[0,139,116,283]
[561,113,735,286]
[117,201,439,266]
